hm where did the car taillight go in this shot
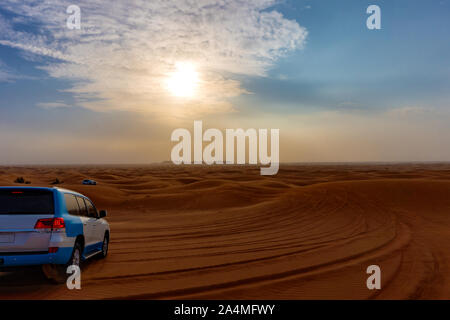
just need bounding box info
[34,218,53,229]
[34,218,65,229]
[52,218,65,229]
[48,247,59,253]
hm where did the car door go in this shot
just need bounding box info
[83,198,103,252]
[74,196,97,254]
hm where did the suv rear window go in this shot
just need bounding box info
[0,189,54,215]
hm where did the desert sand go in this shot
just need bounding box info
[0,163,450,300]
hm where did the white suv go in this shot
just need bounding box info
[0,187,110,282]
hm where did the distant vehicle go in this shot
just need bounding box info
[0,187,110,283]
[82,179,97,185]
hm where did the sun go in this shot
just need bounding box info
[166,62,199,98]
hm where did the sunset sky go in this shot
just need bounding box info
[1,0,449,164]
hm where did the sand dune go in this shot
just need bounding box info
[1,164,450,299]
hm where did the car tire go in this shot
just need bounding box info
[98,234,109,259]
[67,242,82,268]
[42,242,83,284]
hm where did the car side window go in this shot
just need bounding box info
[84,198,98,218]
[64,194,80,216]
[76,196,89,217]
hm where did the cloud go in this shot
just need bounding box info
[0,68,16,82]
[0,0,307,115]
[0,58,36,82]
[336,101,366,111]
[0,58,16,82]
[385,106,432,117]
[36,101,71,109]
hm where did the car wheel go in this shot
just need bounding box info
[42,242,82,284]
[98,234,109,259]
[68,243,82,267]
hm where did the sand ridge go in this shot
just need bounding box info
[0,164,450,299]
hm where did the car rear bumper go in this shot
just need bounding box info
[0,247,73,267]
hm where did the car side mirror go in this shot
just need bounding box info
[99,210,107,218]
